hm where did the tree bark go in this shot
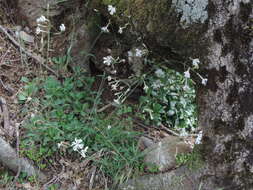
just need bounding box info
[198,0,253,189]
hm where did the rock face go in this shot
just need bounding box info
[119,165,216,190]
[17,0,64,27]
[17,0,100,73]
[144,135,191,172]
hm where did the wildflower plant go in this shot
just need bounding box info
[139,58,208,134]
[107,75,136,105]
[139,65,197,132]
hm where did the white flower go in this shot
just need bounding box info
[184,68,190,78]
[195,131,203,144]
[168,110,175,116]
[80,146,88,158]
[103,55,114,66]
[107,76,112,81]
[183,84,190,91]
[27,96,32,101]
[135,48,143,57]
[128,51,134,57]
[180,128,188,137]
[57,142,63,148]
[152,80,162,89]
[170,101,176,108]
[144,108,154,120]
[101,25,109,33]
[108,5,116,15]
[36,27,42,35]
[201,78,208,86]
[143,84,149,91]
[59,24,66,32]
[111,70,117,74]
[111,84,117,91]
[120,59,126,63]
[36,15,47,23]
[118,27,123,34]
[192,58,200,69]
[155,69,165,78]
[107,125,112,129]
[114,99,121,105]
[71,138,84,151]
[15,123,20,127]
[31,113,35,118]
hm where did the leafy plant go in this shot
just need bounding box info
[139,66,197,132]
[19,67,143,185]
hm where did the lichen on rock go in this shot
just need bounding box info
[172,0,208,28]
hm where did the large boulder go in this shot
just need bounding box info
[143,135,191,172]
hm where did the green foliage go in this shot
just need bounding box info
[0,170,37,186]
[139,67,197,131]
[19,68,143,184]
[175,149,204,170]
[18,77,40,102]
[146,163,160,173]
[0,171,14,185]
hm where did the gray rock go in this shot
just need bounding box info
[138,136,154,149]
[17,31,34,43]
[144,135,191,172]
[119,165,217,190]
[17,0,63,27]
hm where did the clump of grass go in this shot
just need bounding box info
[175,148,204,170]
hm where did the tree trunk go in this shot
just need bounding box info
[198,0,253,189]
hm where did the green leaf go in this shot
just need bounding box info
[21,76,29,83]
[18,93,27,101]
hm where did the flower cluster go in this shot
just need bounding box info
[36,15,48,23]
[183,58,208,89]
[100,5,116,33]
[103,55,115,66]
[155,69,165,78]
[195,131,203,144]
[35,15,66,35]
[57,138,88,158]
[107,75,130,105]
[104,48,145,105]
[106,4,132,35]
[102,55,125,75]
[128,48,145,59]
[71,138,89,158]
